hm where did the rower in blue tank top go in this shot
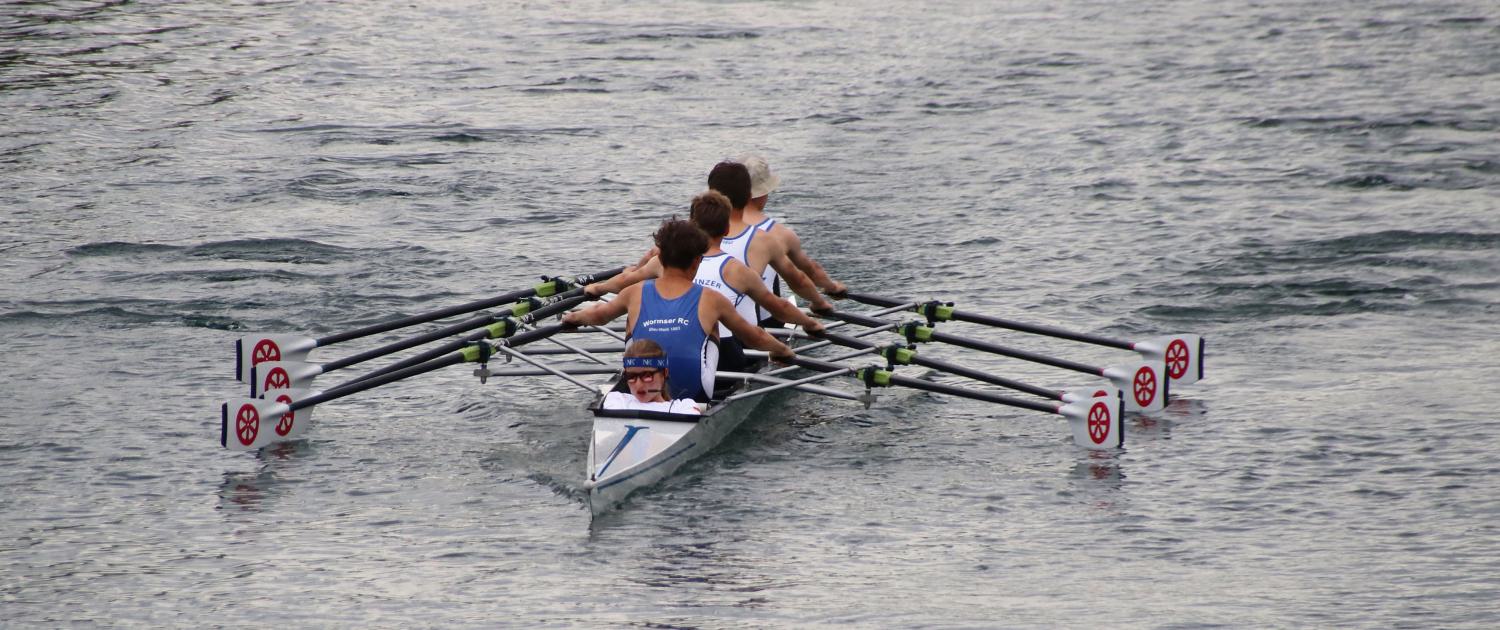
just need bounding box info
[563,218,799,403]
[630,279,717,401]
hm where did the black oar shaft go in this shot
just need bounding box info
[815,331,1062,400]
[825,310,1104,376]
[843,292,1134,351]
[317,323,571,401]
[320,312,496,372]
[312,266,623,347]
[292,353,465,411]
[788,356,1059,414]
[341,294,587,386]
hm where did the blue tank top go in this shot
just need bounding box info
[631,280,719,402]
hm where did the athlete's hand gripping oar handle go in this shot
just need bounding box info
[843,292,1206,386]
[822,309,1169,413]
[812,330,1063,401]
[331,292,589,388]
[314,266,623,346]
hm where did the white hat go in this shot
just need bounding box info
[738,153,780,198]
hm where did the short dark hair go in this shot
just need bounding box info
[689,190,732,238]
[707,161,751,210]
[654,217,709,270]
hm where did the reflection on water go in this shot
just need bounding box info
[215,442,308,512]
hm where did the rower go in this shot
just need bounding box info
[736,153,847,326]
[584,191,827,373]
[601,339,701,414]
[562,218,795,402]
[706,160,835,316]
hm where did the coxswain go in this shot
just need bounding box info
[600,339,701,414]
[562,218,794,402]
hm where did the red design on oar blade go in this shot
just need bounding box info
[1165,339,1190,380]
[263,367,290,392]
[274,394,295,436]
[252,339,281,365]
[1133,366,1157,408]
[1088,401,1111,444]
[235,404,260,446]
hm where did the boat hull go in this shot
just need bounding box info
[584,379,770,516]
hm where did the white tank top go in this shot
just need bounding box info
[753,217,781,321]
[692,253,750,337]
[719,224,756,271]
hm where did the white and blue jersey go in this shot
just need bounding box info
[719,223,756,271]
[693,253,750,338]
[630,280,719,402]
[753,216,782,322]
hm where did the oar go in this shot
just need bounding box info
[842,292,1204,386]
[246,292,588,396]
[783,355,1125,450]
[222,324,567,451]
[820,309,1169,413]
[234,266,624,382]
[253,290,592,396]
[808,329,1105,406]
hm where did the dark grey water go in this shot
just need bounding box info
[4,0,1499,626]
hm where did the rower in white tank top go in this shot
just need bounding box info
[719,223,755,269]
[691,253,752,337]
[752,216,782,323]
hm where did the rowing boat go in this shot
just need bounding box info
[584,363,774,515]
[217,269,1206,519]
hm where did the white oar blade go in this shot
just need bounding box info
[1059,388,1124,449]
[220,390,316,451]
[249,361,324,397]
[235,335,315,383]
[1135,334,1204,386]
[1102,359,1170,413]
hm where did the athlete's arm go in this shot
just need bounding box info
[562,284,636,328]
[633,245,660,270]
[586,257,661,298]
[705,290,794,361]
[776,224,845,297]
[751,236,833,312]
[723,260,824,334]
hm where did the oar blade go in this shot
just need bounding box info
[220,389,316,451]
[1134,334,1204,386]
[1102,359,1170,413]
[1058,387,1124,450]
[249,361,323,397]
[235,335,315,383]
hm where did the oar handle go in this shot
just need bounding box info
[843,292,1134,351]
[312,266,623,347]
